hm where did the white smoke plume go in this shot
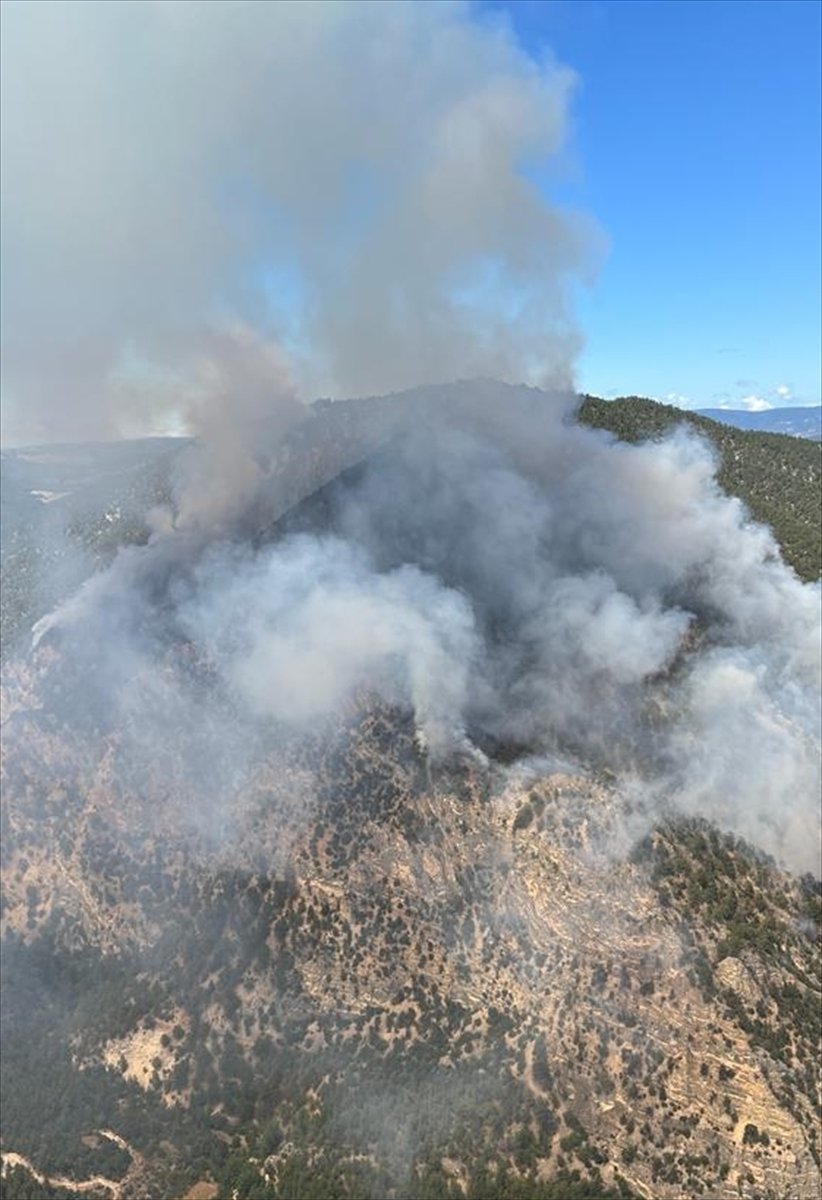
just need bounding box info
[0,0,593,446]
[1,4,819,878]
[176,535,478,757]
[20,382,822,875]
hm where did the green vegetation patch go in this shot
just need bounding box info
[578,394,822,581]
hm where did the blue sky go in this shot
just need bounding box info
[476,0,822,409]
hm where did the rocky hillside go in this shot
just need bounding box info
[2,655,820,1200]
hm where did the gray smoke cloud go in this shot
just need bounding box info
[176,534,479,757]
[22,383,822,875]
[2,3,819,880]
[0,0,594,446]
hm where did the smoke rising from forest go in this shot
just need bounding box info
[2,2,820,876]
[24,381,822,875]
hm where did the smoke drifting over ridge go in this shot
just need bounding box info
[22,382,822,874]
[1,3,820,877]
[1,0,591,446]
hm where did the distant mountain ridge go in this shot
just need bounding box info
[695,405,822,440]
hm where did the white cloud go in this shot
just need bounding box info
[775,384,792,399]
[737,393,773,412]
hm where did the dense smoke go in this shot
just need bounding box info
[1,0,592,446]
[23,382,822,874]
[2,1,820,878]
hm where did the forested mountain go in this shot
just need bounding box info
[579,395,821,583]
